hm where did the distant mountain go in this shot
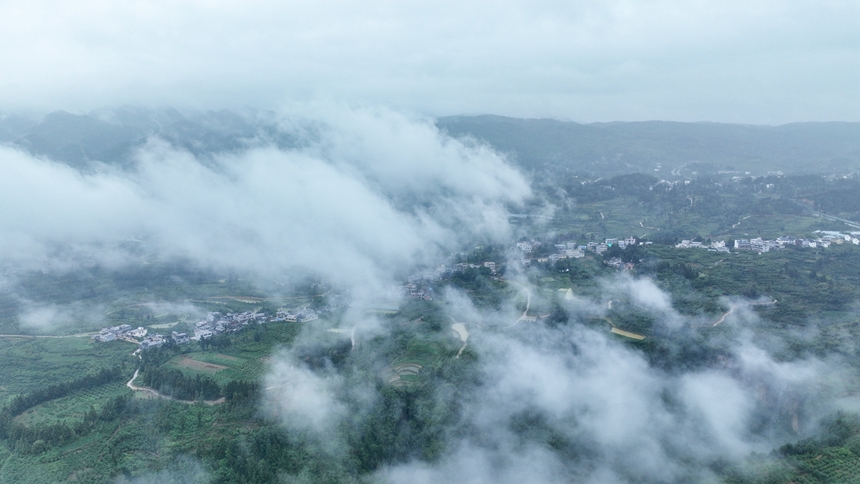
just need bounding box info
[437,115,860,176]
[0,108,307,169]
[6,110,859,176]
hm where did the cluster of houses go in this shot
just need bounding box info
[139,333,167,350]
[92,324,147,342]
[403,282,433,300]
[192,309,316,340]
[91,324,175,351]
[674,239,731,252]
[94,307,321,350]
[515,240,542,253]
[518,237,649,265]
[136,331,190,349]
[274,308,319,323]
[191,310,267,340]
[603,257,635,270]
[524,231,859,260]
[407,268,445,283]
[676,232,860,253]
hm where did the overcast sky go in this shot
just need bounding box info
[1,0,858,123]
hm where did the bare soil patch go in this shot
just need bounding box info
[175,356,228,373]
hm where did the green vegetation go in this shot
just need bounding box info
[727,414,860,484]
[438,116,860,176]
[2,167,860,483]
[0,337,136,407]
[514,172,859,245]
[13,381,130,427]
[0,263,298,335]
[637,244,860,323]
[163,352,265,384]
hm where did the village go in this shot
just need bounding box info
[93,229,860,349]
[675,231,860,252]
[93,306,319,350]
[405,229,860,289]
[518,230,860,264]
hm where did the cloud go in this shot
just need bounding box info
[1,102,852,482]
[262,352,348,435]
[678,371,754,459]
[16,300,103,332]
[374,279,844,483]
[381,442,570,484]
[0,104,535,471]
[113,456,209,484]
[616,276,673,313]
[0,106,529,297]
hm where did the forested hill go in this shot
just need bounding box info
[0,109,309,169]
[5,110,860,177]
[436,115,860,176]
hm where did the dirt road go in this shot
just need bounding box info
[126,354,224,405]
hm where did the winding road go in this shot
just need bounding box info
[125,351,224,405]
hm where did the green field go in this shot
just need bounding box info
[13,381,132,426]
[0,336,136,407]
[149,320,306,388]
[545,196,850,243]
[163,351,267,385]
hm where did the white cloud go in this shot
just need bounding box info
[16,300,103,331]
[616,276,673,313]
[0,106,529,296]
[262,353,347,434]
[377,281,843,483]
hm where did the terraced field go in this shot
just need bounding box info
[0,336,136,407]
[788,446,860,484]
[13,381,131,426]
[383,340,448,387]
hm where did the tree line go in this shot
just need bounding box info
[1,367,124,420]
[0,367,130,454]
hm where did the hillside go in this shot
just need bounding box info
[437,115,860,176]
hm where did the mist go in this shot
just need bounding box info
[264,276,844,484]
[0,106,529,297]
[0,0,857,481]
[1,105,857,483]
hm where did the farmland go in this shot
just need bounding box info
[13,381,131,426]
[0,336,136,407]
[382,339,451,386]
[163,352,267,384]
